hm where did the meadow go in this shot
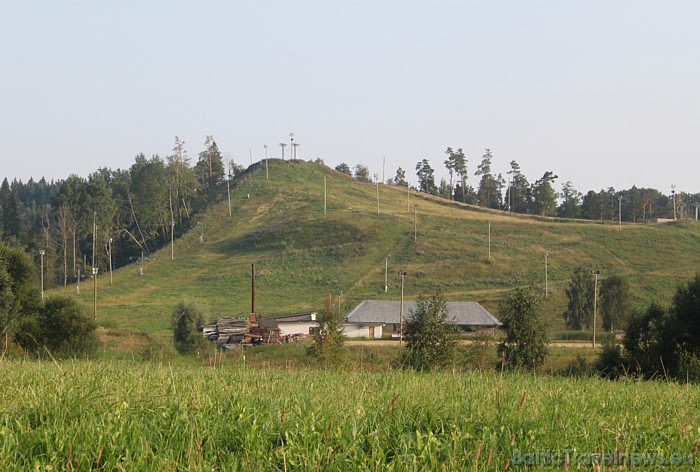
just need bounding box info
[1,359,698,470]
[19,160,700,470]
[48,159,700,345]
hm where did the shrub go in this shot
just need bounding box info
[171,299,209,355]
[594,340,627,380]
[15,296,99,357]
[308,307,347,367]
[561,354,592,378]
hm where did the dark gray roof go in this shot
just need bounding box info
[345,300,500,327]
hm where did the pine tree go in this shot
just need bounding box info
[0,178,20,242]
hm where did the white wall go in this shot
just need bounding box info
[342,323,383,339]
[277,321,319,336]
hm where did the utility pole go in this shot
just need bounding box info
[92,211,97,321]
[488,221,492,260]
[264,145,269,179]
[592,270,600,348]
[337,291,343,315]
[398,271,407,344]
[618,195,622,230]
[107,238,113,284]
[375,174,380,214]
[544,252,548,298]
[406,181,410,212]
[384,255,390,293]
[93,267,98,322]
[226,174,232,218]
[39,250,45,300]
[414,205,418,243]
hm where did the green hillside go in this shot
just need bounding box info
[50,159,700,336]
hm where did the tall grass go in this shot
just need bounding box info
[1,359,697,470]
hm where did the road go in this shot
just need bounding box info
[345,340,600,348]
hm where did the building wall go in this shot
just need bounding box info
[277,321,319,336]
[342,324,383,339]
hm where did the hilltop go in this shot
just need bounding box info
[51,159,700,336]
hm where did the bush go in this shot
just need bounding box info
[594,340,627,380]
[15,296,99,357]
[171,299,209,355]
[308,307,347,367]
[561,354,592,378]
[460,339,496,372]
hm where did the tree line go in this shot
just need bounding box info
[335,148,699,221]
[0,136,244,290]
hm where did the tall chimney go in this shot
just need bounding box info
[251,263,256,317]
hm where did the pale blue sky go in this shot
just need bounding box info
[2,1,699,194]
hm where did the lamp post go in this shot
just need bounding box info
[264,144,269,179]
[384,255,390,293]
[592,270,600,347]
[338,290,343,315]
[544,253,548,298]
[92,267,99,322]
[39,250,45,300]
[398,271,407,344]
[289,133,294,160]
[672,185,677,220]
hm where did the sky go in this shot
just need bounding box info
[2,1,699,195]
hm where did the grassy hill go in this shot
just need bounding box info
[50,159,700,337]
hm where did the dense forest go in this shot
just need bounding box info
[1,141,698,291]
[0,136,245,290]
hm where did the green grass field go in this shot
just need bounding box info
[13,163,700,469]
[1,359,697,470]
[46,159,700,344]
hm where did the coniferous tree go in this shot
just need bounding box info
[334,163,352,176]
[0,178,20,242]
[475,149,503,209]
[530,172,558,216]
[557,181,582,218]
[505,160,530,213]
[415,159,435,194]
[393,167,407,186]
